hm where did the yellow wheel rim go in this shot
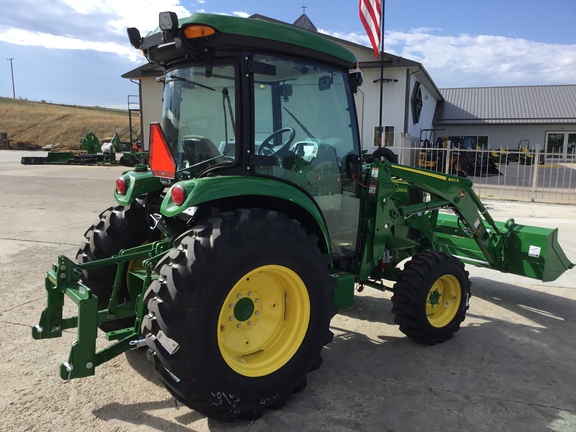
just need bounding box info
[217,265,310,377]
[426,274,461,328]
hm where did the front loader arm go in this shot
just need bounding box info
[358,160,573,282]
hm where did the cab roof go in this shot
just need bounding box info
[141,13,357,70]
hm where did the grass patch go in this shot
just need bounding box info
[0,97,140,146]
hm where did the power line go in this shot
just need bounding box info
[7,58,15,99]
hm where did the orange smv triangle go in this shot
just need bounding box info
[149,123,176,179]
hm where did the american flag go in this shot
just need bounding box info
[359,0,381,58]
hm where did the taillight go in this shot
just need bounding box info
[116,177,128,195]
[171,184,187,206]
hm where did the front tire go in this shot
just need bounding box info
[143,209,336,421]
[391,252,470,345]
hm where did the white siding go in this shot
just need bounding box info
[354,68,407,152]
[140,77,164,151]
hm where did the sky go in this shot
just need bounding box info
[1,0,576,108]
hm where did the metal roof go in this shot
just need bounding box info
[435,85,576,125]
[292,13,318,32]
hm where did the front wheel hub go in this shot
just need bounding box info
[426,274,462,328]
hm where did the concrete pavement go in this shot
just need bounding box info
[1,150,575,432]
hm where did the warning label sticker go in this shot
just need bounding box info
[528,245,541,258]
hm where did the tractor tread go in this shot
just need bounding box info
[391,251,470,345]
[143,208,336,421]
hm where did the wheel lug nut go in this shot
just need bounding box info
[229,316,234,321]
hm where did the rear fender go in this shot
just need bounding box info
[161,176,331,255]
[114,168,164,206]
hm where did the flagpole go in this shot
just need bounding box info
[378,0,385,148]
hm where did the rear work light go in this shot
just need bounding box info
[183,25,216,39]
[171,184,187,206]
[116,177,128,195]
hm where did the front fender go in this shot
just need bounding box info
[114,168,164,206]
[162,176,331,253]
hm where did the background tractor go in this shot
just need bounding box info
[418,129,501,177]
[33,12,573,422]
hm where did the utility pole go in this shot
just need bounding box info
[7,58,15,99]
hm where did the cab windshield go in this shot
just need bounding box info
[251,54,361,259]
[161,64,236,180]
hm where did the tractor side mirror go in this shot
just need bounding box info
[127,27,142,49]
[344,153,361,180]
[318,75,333,91]
[349,64,363,94]
[280,84,293,102]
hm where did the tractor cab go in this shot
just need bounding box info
[138,13,364,260]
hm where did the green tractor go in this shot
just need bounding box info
[33,12,574,422]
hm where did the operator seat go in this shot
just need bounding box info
[180,136,220,165]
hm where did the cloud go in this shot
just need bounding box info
[0,1,254,63]
[390,30,576,87]
[322,27,576,88]
[232,11,251,18]
[0,27,141,61]
[59,0,190,35]
[0,0,191,61]
[3,1,575,95]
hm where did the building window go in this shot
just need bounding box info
[411,81,423,124]
[546,131,576,160]
[373,126,395,148]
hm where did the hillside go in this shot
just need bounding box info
[0,97,140,147]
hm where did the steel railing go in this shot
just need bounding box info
[387,144,576,204]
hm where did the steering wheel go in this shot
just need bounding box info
[257,127,296,156]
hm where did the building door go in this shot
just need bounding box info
[545,132,576,161]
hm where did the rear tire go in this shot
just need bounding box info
[391,251,470,345]
[142,209,336,421]
[76,201,153,311]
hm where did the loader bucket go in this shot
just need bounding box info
[502,221,574,282]
[434,215,573,282]
[45,151,74,164]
